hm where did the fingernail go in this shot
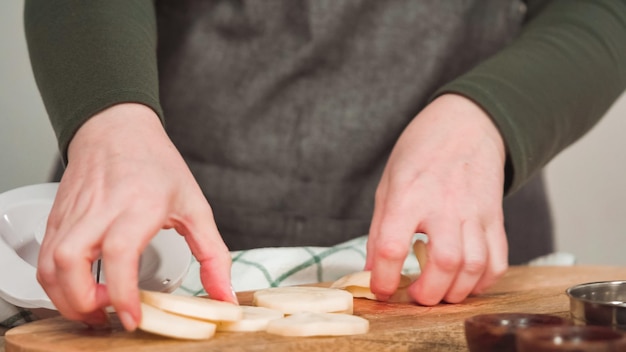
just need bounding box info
[231,286,239,305]
[118,311,137,332]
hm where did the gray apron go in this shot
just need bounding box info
[150,0,553,264]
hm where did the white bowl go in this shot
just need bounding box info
[0,183,191,309]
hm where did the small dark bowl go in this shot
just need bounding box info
[516,325,626,352]
[464,313,570,352]
[567,281,626,330]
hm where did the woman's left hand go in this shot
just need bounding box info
[365,94,509,305]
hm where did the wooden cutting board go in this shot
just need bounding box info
[4,265,626,352]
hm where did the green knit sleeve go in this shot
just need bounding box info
[24,0,162,162]
[435,0,626,195]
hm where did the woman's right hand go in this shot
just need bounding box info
[36,103,235,331]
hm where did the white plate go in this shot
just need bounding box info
[0,183,191,310]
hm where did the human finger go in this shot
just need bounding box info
[176,198,236,304]
[364,178,389,271]
[472,222,508,295]
[441,220,488,303]
[99,210,162,331]
[367,186,419,300]
[38,214,111,325]
[409,215,463,306]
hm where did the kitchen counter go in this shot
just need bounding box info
[3,265,626,351]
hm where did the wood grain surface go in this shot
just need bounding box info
[3,266,626,352]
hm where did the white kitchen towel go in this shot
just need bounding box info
[175,233,424,296]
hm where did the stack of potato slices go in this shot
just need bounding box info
[137,286,368,340]
[137,239,428,340]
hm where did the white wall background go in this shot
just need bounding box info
[1,1,625,265]
[546,94,626,266]
[1,1,58,192]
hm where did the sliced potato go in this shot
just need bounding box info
[140,290,243,322]
[138,302,216,340]
[341,285,377,300]
[253,286,353,314]
[331,270,412,290]
[216,305,284,332]
[330,270,415,303]
[266,312,369,337]
[330,271,379,300]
